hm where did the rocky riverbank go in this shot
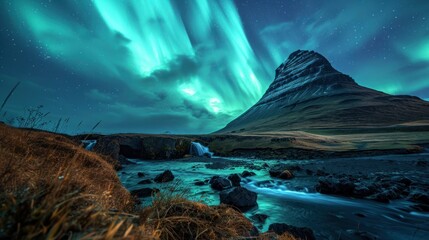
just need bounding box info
[75,129,429,170]
[119,152,429,239]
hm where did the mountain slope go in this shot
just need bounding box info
[218,50,429,133]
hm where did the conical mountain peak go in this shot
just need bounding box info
[217,49,429,133]
[258,50,356,106]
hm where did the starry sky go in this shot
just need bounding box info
[0,0,428,134]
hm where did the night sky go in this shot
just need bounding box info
[1,0,428,134]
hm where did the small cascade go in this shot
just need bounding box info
[81,140,97,151]
[190,142,213,157]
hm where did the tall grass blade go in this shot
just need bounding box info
[54,118,62,133]
[0,81,21,112]
[91,121,101,131]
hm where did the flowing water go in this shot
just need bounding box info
[118,154,429,240]
[81,140,97,150]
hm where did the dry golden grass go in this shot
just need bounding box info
[0,123,131,211]
[0,123,146,239]
[140,188,254,240]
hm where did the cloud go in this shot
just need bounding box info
[182,100,214,119]
[141,55,199,82]
[86,89,112,101]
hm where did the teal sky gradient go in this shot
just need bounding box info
[0,0,428,134]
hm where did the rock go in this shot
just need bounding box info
[268,223,315,240]
[316,169,328,176]
[130,188,159,198]
[220,187,257,211]
[118,154,135,165]
[154,170,174,183]
[262,163,269,168]
[305,169,314,175]
[345,229,379,240]
[278,170,294,180]
[409,191,429,204]
[268,165,285,177]
[194,180,205,186]
[251,213,268,223]
[241,171,256,177]
[367,189,400,203]
[269,164,296,179]
[228,174,241,187]
[416,160,428,167]
[93,137,121,160]
[93,135,192,160]
[316,176,355,195]
[138,179,152,184]
[137,172,145,177]
[210,176,232,190]
[140,137,191,159]
[353,185,374,197]
[391,176,412,186]
[203,152,212,158]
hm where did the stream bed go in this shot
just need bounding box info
[118,153,429,240]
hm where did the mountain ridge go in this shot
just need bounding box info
[217,50,429,133]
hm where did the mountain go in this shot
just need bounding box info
[218,50,429,133]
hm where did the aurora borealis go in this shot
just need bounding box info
[0,0,428,134]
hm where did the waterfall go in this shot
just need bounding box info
[190,142,213,157]
[81,140,97,151]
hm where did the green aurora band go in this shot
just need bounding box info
[1,0,428,133]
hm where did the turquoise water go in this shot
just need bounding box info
[118,156,429,240]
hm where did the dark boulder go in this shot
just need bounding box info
[219,187,257,211]
[194,180,205,186]
[138,179,152,184]
[130,188,159,198]
[390,176,412,186]
[316,169,328,176]
[251,213,268,223]
[228,174,241,187]
[367,189,400,203]
[269,166,284,178]
[268,223,315,240]
[154,170,174,183]
[409,191,429,205]
[278,170,294,180]
[316,176,355,195]
[353,184,374,197]
[241,171,256,177]
[137,172,145,177]
[269,164,296,179]
[416,160,428,167]
[210,176,232,190]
